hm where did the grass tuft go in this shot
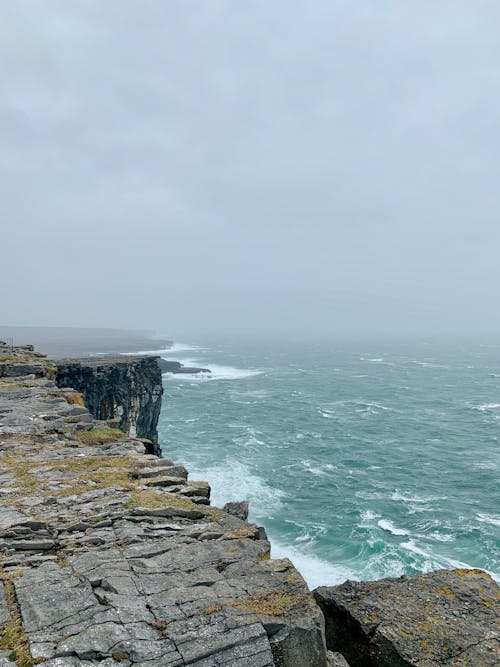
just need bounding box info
[126,489,200,511]
[73,428,125,446]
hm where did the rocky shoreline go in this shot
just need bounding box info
[0,342,498,666]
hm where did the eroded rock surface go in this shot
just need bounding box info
[0,343,326,667]
[55,356,163,453]
[314,569,499,666]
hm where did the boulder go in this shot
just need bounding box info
[224,501,249,521]
[314,568,500,666]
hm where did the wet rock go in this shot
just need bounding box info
[314,568,500,666]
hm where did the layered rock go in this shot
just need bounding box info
[0,343,327,667]
[314,569,500,666]
[55,356,163,454]
[157,359,211,375]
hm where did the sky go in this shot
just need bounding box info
[2,1,500,339]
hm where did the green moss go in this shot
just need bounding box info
[126,489,200,511]
[73,428,125,446]
[46,455,137,496]
[0,570,41,667]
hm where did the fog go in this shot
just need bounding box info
[2,1,500,338]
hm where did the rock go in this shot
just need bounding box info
[0,581,9,626]
[0,343,328,666]
[224,501,249,521]
[314,568,500,666]
[55,356,163,453]
[158,359,211,375]
[327,651,351,666]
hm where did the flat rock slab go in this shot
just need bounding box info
[314,568,500,666]
[0,344,327,667]
[0,581,9,626]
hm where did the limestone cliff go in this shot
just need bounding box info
[0,343,327,667]
[55,356,163,455]
[1,342,498,667]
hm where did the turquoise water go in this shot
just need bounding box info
[155,338,499,588]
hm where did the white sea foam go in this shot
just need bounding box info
[391,490,448,504]
[270,542,355,589]
[429,531,455,543]
[122,342,204,356]
[399,539,499,580]
[183,460,286,521]
[476,513,500,527]
[411,360,447,369]
[164,363,262,382]
[378,519,408,536]
[301,460,336,476]
[474,403,500,412]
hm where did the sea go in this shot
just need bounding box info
[142,337,499,590]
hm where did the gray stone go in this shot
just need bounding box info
[0,343,329,667]
[223,501,249,520]
[327,651,351,666]
[0,582,9,626]
[314,568,500,666]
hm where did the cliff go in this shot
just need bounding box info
[0,342,498,667]
[55,356,163,455]
[0,343,326,667]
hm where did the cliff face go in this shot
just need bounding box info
[0,343,327,667]
[1,342,497,667]
[55,356,163,455]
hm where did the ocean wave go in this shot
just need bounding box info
[411,360,448,369]
[301,460,337,477]
[378,519,408,536]
[429,531,455,543]
[476,513,500,527]
[473,403,500,412]
[319,400,392,417]
[122,342,204,356]
[270,542,355,589]
[165,363,262,382]
[391,490,448,504]
[183,459,286,521]
[399,539,498,580]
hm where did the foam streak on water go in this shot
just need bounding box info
[157,339,500,586]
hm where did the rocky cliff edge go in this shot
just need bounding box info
[0,343,326,667]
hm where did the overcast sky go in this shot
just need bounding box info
[2,1,500,339]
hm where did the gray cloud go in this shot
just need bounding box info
[2,1,500,337]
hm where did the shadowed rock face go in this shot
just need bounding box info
[55,356,163,454]
[314,569,500,666]
[0,343,327,667]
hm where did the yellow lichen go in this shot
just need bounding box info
[229,590,303,616]
[0,568,42,667]
[126,489,199,511]
[63,392,85,407]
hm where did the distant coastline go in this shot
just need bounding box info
[0,325,171,358]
